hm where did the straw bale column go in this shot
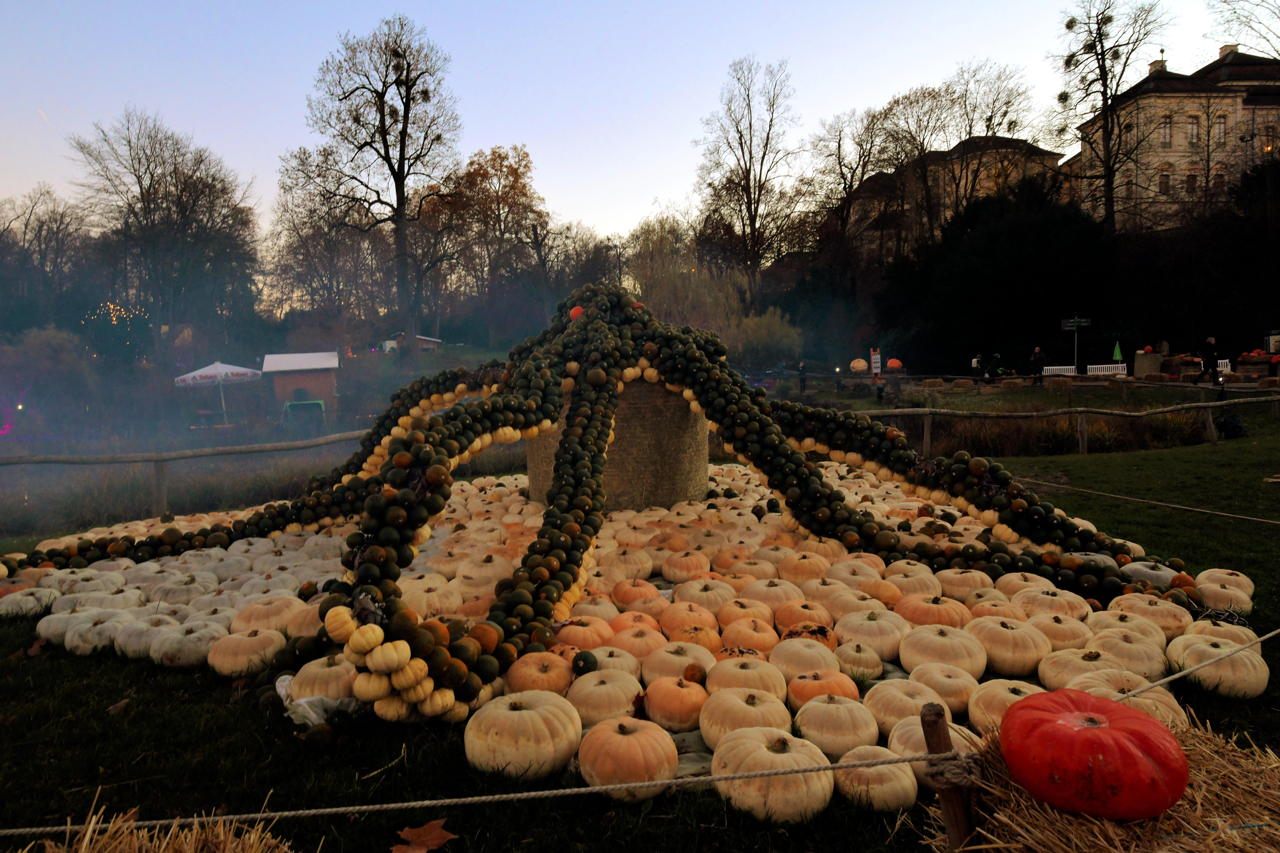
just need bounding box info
[527,381,708,511]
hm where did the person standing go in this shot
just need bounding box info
[797,361,807,394]
[1029,346,1046,385]
[1194,337,1219,384]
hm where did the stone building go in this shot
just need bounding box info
[1062,45,1280,230]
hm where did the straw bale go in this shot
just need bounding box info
[527,381,708,511]
[922,720,1280,852]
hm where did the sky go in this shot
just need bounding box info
[0,0,1228,237]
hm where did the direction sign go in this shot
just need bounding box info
[1061,317,1092,331]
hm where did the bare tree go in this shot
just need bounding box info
[697,57,810,311]
[943,61,1036,213]
[1056,0,1167,231]
[810,108,892,237]
[882,85,957,240]
[1210,0,1280,57]
[0,184,85,304]
[294,15,460,337]
[70,108,257,350]
[625,214,744,333]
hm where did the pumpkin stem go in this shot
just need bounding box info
[508,701,525,711]
[1083,651,1102,661]
[745,694,759,706]
[616,722,633,734]
[767,737,791,754]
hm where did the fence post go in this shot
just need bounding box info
[1077,413,1088,455]
[921,702,972,852]
[151,460,169,518]
[1204,409,1218,445]
[922,414,933,457]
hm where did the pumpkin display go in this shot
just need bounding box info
[1195,568,1253,596]
[1038,648,1122,690]
[207,629,287,677]
[1183,618,1258,647]
[567,669,645,728]
[893,593,971,628]
[577,716,678,800]
[897,625,987,678]
[793,694,878,759]
[1085,629,1167,681]
[834,745,917,811]
[887,715,983,786]
[1010,587,1090,621]
[149,623,226,667]
[1027,613,1094,651]
[833,610,911,661]
[967,679,1045,735]
[698,688,792,750]
[1065,669,1188,729]
[1167,637,1269,698]
[1107,594,1192,641]
[290,655,358,700]
[773,600,833,631]
[862,680,951,738]
[720,618,780,653]
[464,690,582,779]
[767,638,841,682]
[641,642,716,685]
[907,662,978,715]
[555,616,615,650]
[834,641,883,681]
[229,596,306,635]
[964,617,1052,677]
[785,669,859,710]
[711,727,833,824]
[591,646,642,679]
[643,676,708,731]
[1000,689,1189,820]
[505,652,574,695]
[717,598,774,628]
[705,657,787,700]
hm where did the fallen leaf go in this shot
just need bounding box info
[392,818,457,852]
[26,638,47,657]
[106,699,130,715]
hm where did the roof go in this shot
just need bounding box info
[1096,49,1280,118]
[946,136,1063,160]
[262,352,340,373]
[1190,49,1280,85]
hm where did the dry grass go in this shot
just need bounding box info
[924,720,1280,852]
[16,807,296,853]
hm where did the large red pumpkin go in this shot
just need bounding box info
[1000,689,1188,820]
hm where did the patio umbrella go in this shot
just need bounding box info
[173,361,261,424]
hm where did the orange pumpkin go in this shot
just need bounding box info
[577,717,678,801]
[893,594,972,628]
[787,669,860,710]
[774,600,834,631]
[504,652,573,694]
[643,676,709,732]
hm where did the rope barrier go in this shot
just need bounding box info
[0,749,962,838]
[1123,626,1280,700]
[1016,477,1280,526]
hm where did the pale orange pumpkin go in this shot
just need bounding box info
[907,662,978,714]
[717,598,774,628]
[721,617,780,653]
[897,625,987,678]
[566,668,645,728]
[577,717,678,800]
[969,600,1029,621]
[668,624,722,653]
[659,602,718,635]
[1029,613,1095,651]
[555,616,615,650]
[893,594,971,628]
[504,651,574,695]
[705,657,788,699]
[698,687,792,750]
[777,552,831,584]
[862,679,951,738]
[786,669,859,710]
[967,679,1045,735]
[774,600,834,631]
[963,616,1052,677]
[612,578,660,607]
[608,611,661,634]
[833,609,911,661]
[644,676,709,731]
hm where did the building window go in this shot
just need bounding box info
[1214,115,1226,144]
[1265,125,1277,154]
[1160,115,1172,147]
[1185,173,1198,195]
[1158,172,1171,194]
[1187,115,1200,145]
[1212,170,1227,193]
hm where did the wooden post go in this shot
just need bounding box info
[1077,413,1088,455]
[921,702,972,852]
[152,460,169,518]
[1204,409,1218,445]
[1121,382,1130,406]
[922,414,933,457]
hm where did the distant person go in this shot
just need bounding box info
[971,353,981,378]
[797,361,807,394]
[1029,346,1046,385]
[1194,337,1219,384]
[986,353,1002,383]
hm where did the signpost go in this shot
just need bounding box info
[1061,316,1091,371]
[870,348,882,376]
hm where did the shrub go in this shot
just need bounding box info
[722,308,803,370]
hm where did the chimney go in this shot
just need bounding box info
[1149,59,1167,74]
[1220,44,1239,58]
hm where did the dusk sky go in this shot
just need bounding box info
[2,0,1224,236]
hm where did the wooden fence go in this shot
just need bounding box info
[1,396,1278,518]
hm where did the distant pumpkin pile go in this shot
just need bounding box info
[0,283,1268,823]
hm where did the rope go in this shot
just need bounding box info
[0,749,962,838]
[1016,477,1280,526]
[1122,626,1280,700]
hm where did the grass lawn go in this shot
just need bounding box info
[1,406,1277,851]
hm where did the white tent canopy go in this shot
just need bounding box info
[173,362,261,424]
[174,362,261,388]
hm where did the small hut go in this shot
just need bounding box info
[262,352,340,424]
